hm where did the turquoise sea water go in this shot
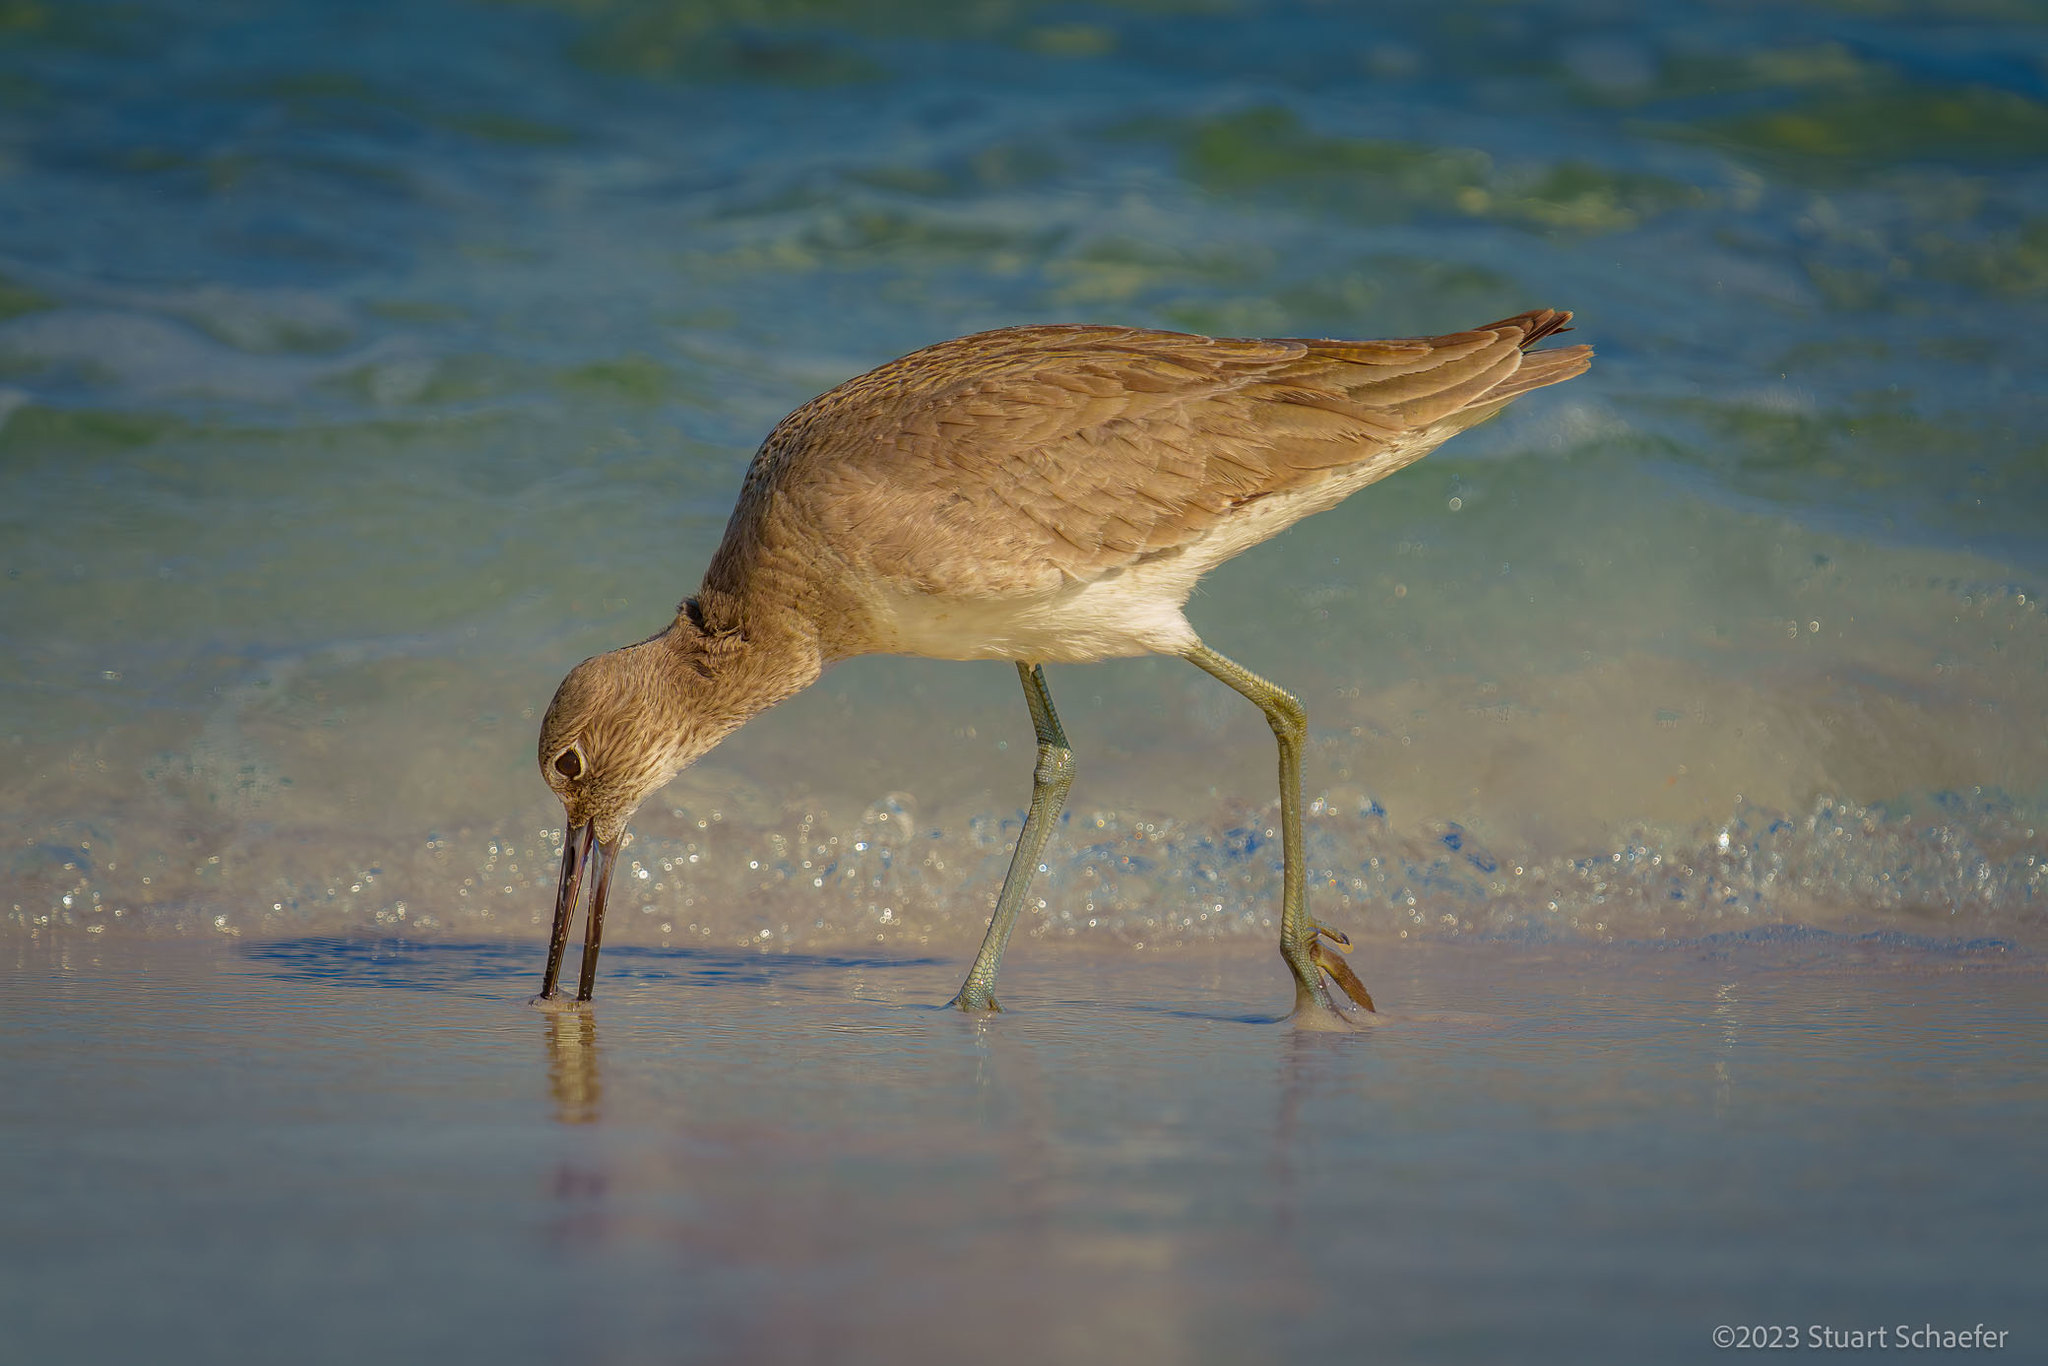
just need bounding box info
[5,1,2044,953]
[3,1,2045,1359]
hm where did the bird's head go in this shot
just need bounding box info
[536,635,733,951]
[530,605,817,1001]
[538,642,703,847]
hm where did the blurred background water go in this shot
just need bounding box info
[3,0,2045,954]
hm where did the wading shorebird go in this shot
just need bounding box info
[532,311,1590,1025]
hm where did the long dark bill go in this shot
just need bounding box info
[574,835,619,1002]
[537,821,597,1001]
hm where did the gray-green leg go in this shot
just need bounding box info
[1184,643,1375,1021]
[950,663,1075,1014]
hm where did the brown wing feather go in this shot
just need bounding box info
[704,312,1591,617]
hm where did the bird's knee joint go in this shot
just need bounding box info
[1035,744,1075,789]
[1265,697,1307,746]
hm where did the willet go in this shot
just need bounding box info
[532,311,1591,1024]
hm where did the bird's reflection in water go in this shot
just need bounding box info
[1270,1030,1354,1239]
[540,1011,614,1258]
[544,1010,603,1125]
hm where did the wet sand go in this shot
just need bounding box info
[7,934,2041,1364]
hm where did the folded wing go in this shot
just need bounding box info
[714,311,1592,603]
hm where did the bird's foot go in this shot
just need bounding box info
[1281,925,1377,1030]
[526,991,587,1014]
[1311,926,1376,1012]
[946,988,1002,1015]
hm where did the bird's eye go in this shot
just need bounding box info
[553,747,585,781]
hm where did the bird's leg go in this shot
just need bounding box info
[1184,643,1374,1022]
[950,663,1074,1014]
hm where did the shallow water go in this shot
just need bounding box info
[3,2,2046,1357]
[7,937,2042,1364]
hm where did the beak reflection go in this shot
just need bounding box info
[543,1011,602,1124]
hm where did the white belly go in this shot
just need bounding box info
[872,564,1201,662]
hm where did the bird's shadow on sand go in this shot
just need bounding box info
[242,937,947,999]
[241,941,1455,1029]
[1128,1002,1289,1026]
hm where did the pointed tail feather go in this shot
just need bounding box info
[1473,307,1577,348]
[1418,310,1591,436]
[1486,341,1593,404]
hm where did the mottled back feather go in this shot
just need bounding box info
[702,310,1591,631]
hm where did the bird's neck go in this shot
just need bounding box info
[657,593,824,736]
